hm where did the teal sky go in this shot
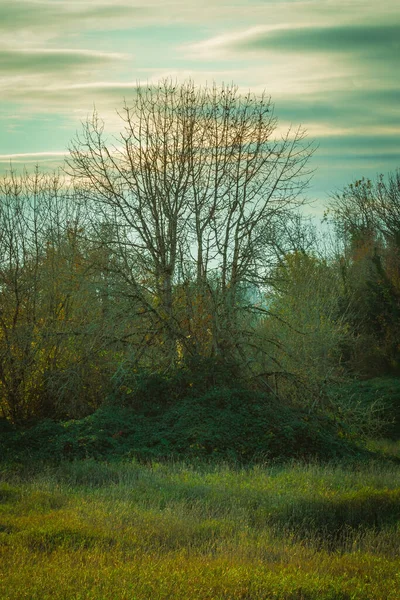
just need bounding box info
[0,0,399,215]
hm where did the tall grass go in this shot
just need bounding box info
[1,459,399,599]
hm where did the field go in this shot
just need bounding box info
[1,455,400,600]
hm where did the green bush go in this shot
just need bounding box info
[329,377,400,439]
[0,387,360,465]
[0,417,14,434]
[107,356,243,414]
[160,387,357,462]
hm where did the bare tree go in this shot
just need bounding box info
[327,170,400,251]
[0,168,69,420]
[67,79,315,367]
[0,168,116,421]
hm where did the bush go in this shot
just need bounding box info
[328,377,400,439]
[107,356,243,414]
[0,417,14,434]
[0,387,360,466]
[160,387,357,462]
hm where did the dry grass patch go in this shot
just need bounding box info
[0,459,399,599]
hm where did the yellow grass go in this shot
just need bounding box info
[1,459,399,599]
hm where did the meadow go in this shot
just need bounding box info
[1,454,400,600]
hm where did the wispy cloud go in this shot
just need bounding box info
[187,22,400,62]
[0,0,398,199]
[0,49,129,76]
[0,151,67,160]
[0,151,67,176]
[0,2,151,43]
[229,23,399,57]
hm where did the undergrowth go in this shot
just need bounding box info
[0,385,365,466]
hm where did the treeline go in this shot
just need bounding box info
[0,81,399,436]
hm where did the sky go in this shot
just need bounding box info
[0,0,399,216]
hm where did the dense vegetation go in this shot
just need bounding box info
[0,83,399,461]
[0,80,399,599]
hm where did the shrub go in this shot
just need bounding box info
[160,387,357,462]
[328,377,400,439]
[0,388,360,465]
[107,356,243,414]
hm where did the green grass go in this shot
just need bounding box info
[1,458,400,599]
[366,438,400,460]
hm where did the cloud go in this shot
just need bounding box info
[0,69,248,118]
[0,81,141,117]
[0,151,67,160]
[1,0,398,201]
[275,88,400,129]
[232,23,400,58]
[0,0,305,32]
[0,49,128,76]
[0,151,67,176]
[184,21,400,139]
[0,0,260,46]
[189,22,400,61]
[0,2,151,36]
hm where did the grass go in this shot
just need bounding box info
[1,458,400,599]
[366,438,400,460]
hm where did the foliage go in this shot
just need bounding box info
[0,169,120,422]
[258,251,350,402]
[328,170,400,376]
[162,387,357,462]
[0,384,362,465]
[0,84,399,445]
[108,355,242,411]
[328,377,400,440]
